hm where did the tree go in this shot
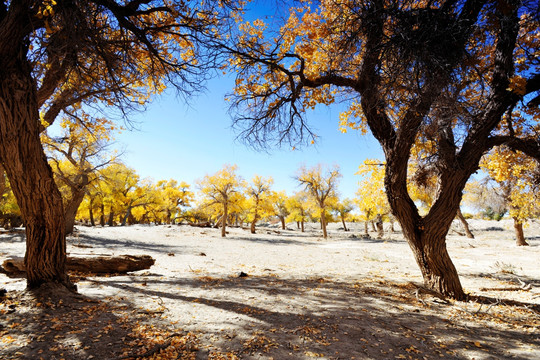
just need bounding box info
[333,198,355,232]
[246,175,274,233]
[355,160,389,236]
[225,0,540,299]
[286,191,310,232]
[272,191,290,230]
[197,165,245,237]
[0,0,240,289]
[296,164,341,239]
[480,147,540,246]
[151,180,193,224]
[42,118,119,234]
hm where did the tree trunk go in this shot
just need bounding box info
[3,255,154,275]
[513,217,528,246]
[100,203,105,226]
[250,209,258,234]
[107,209,114,226]
[279,216,285,230]
[371,220,376,232]
[0,56,71,289]
[320,208,327,239]
[301,219,304,232]
[364,221,369,236]
[89,198,96,227]
[221,202,228,237]
[341,217,348,232]
[456,208,474,239]
[64,186,87,235]
[376,214,384,239]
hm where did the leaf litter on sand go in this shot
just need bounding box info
[1,222,540,359]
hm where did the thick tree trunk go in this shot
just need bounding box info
[279,216,285,230]
[456,208,474,239]
[513,217,529,246]
[0,58,71,289]
[384,157,467,300]
[364,221,369,236]
[406,227,465,300]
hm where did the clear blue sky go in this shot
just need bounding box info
[115,74,384,200]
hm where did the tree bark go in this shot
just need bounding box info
[64,185,87,235]
[456,208,474,239]
[107,209,115,226]
[89,198,96,227]
[0,54,71,289]
[320,208,328,239]
[513,217,529,246]
[221,202,228,237]
[375,214,384,239]
[341,217,348,232]
[279,216,285,230]
[3,255,154,275]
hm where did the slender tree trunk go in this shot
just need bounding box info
[513,217,529,246]
[371,220,376,232]
[341,217,348,232]
[0,58,71,289]
[64,185,87,235]
[301,219,304,232]
[376,214,384,239]
[89,198,96,226]
[456,208,474,239]
[250,206,258,234]
[221,202,228,237]
[100,203,105,226]
[121,203,132,226]
[320,208,327,239]
[296,221,300,229]
[364,221,369,236]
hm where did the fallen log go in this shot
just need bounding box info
[1,255,155,275]
[187,221,212,228]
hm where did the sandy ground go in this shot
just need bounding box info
[1,219,540,359]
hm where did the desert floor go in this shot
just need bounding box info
[1,219,540,359]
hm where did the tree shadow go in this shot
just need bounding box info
[0,232,25,243]
[84,274,540,359]
[70,233,190,255]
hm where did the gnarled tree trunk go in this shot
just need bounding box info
[0,55,70,289]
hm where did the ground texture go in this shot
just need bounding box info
[1,219,540,359]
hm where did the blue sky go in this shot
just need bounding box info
[115,75,384,200]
